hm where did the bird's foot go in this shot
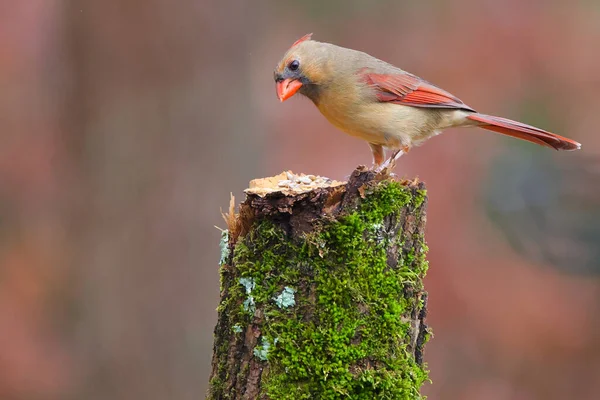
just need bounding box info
[375,148,405,173]
[374,163,397,177]
[374,162,393,174]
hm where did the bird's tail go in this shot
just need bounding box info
[467,113,581,151]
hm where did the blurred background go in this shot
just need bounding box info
[1,0,599,399]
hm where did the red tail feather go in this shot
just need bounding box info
[467,113,580,151]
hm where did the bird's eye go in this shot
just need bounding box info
[289,60,300,71]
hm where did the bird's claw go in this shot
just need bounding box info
[374,158,397,174]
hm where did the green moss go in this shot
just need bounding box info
[359,181,413,223]
[208,376,223,398]
[226,181,429,399]
[412,189,427,210]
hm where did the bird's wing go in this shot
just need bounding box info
[362,71,476,112]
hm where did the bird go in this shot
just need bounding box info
[273,34,581,171]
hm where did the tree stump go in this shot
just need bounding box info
[208,167,431,399]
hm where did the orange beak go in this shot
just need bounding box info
[276,78,303,102]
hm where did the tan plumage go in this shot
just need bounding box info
[274,34,581,169]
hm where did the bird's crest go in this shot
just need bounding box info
[290,33,313,49]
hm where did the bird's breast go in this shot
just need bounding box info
[314,92,412,147]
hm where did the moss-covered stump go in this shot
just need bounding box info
[208,167,431,400]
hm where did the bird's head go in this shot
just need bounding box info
[274,33,331,102]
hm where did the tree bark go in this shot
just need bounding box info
[208,167,430,399]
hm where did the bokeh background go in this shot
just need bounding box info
[1,1,600,399]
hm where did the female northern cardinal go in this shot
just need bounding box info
[274,34,581,170]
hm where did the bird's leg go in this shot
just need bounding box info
[375,146,410,173]
[368,143,385,169]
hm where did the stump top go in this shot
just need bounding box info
[245,171,345,197]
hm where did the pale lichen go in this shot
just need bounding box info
[219,229,230,265]
[253,336,272,361]
[273,287,296,308]
[239,277,256,313]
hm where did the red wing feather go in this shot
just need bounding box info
[364,72,475,112]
